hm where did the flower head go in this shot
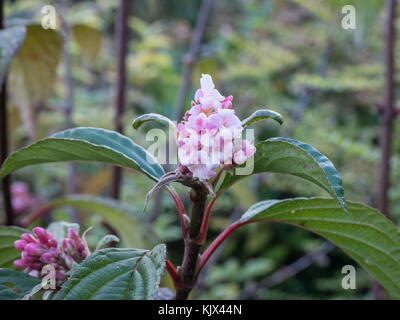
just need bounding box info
[177,74,256,180]
[14,227,89,285]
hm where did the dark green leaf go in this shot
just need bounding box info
[55,244,166,300]
[0,127,165,181]
[238,198,400,299]
[217,137,347,213]
[0,269,41,300]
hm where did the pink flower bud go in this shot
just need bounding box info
[25,243,46,256]
[14,259,27,269]
[33,227,48,244]
[67,228,79,240]
[14,240,28,251]
[49,247,59,257]
[21,233,36,243]
[41,252,54,263]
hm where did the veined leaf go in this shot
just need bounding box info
[0,226,29,269]
[132,113,177,139]
[0,269,40,300]
[217,137,346,213]
[0,127,165,182]
[0,26,26,84]
[242,109,283,128]
[238,198,400,299]
[55,244,166,300]
[47,195,149,248]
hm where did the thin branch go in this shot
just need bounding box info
[198,221,247,273]
[165,258,181,289]
[111,0,130,199]
[173,0,213,122]
[0,0,14,225]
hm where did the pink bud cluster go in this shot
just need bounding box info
[177,74,256,180]
[14,227,89,282]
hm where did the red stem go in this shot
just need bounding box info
[198,221,250,273]
[166,187,187,238]
[195,196,217,244]
[165,257,181,289]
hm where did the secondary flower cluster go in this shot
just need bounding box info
[14,227,89,283]
[177,74,256,180]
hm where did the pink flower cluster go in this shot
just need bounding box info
[177,74,256,180]
[14,227,89,282]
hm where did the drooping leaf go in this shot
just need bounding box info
[216,137,347,213]
[238,198,400,299]
[0,269,41,300]
[0,226,29,269]
[47,195,150,248]
[8,25,61,138]
[55,244,166,300]
[241,109,283,128]
[71,24,102,62]
[0,127,165,182]
[0,26,26,84]
[132,113,177,138]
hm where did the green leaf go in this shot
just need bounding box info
[0,127,165,182]
[0,226,29,269]
[132,113,177,138]
[48,195,149,248]
[217,137,347,213]
[242,109,283,128]
[55,244,166,300]
[0,269,41,300]
[0,26,26,84]
[72,24,102,62]
[238,198,400,299]
[95,234,120,251]
[46,222,80,243]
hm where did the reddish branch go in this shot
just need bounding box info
[198,222,247,273]
[0,0,14,225]
[111,0,130,199]
[165,258,180,289]
[166,187,187,238]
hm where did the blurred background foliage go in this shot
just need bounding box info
[1,0,399,299]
